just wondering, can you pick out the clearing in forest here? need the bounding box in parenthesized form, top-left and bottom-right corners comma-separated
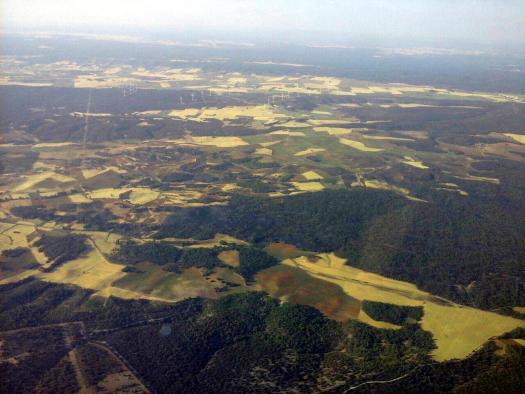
(339, 138, 384, 152)
(13, 172, 76, 192)
(291, 181, 325, 192)
(294, 148, 325, 156)
(254, 148, 272, 155)
(402, 156, 429, 169)
(256, 264, 361, 322)
(113, 262, 218, 301)
(313, 127, 352, 136)
(503, 133, 525, 144)
(39, 239, 125, 291)
(301, 171, 324, 181)
(264, 242, 313, 260)
(270, 130, 306, 137)
(81, 167, 126, 179)
(168, 105, 287, 122)
(218, 250, 240, 267)
(190, 136, 249, 148)
(284, 253, 524, 361)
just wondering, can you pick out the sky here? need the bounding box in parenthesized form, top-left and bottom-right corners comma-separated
(2, 0, 525, 47)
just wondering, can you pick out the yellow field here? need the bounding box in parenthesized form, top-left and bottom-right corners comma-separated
(167, 108, 201, 118)
(358, 309, 401, 330)
(31, 244, 50, 266)
(168, 105, 287, 122)
(134, 110, 161, 115)
(127, 188, 160, 204)
(39, 239, 125, 291)
(363, 135, 414, 142)
(39, 191, 60, 198)
(3, 192, 30, 200)
(291, 182, 325, 192)
(256, 76, 344, 95)
(74, 75, 138, 89)
(80, 231, 122, 255)
(71, 112, 113, 117)
(402, 156, 429, 169)
(436, 187, 469, 197)
(398, 103, 439, 108)
(0, 79, 53, 87)
(190, 136, 249, 147)
(362, 179, 410, 195)
(162, 190, 203, 206)
(116, 264, 219, 301)
(177, 233, 248, 249)
(0, 222, 36, 252)
(313, 127, 353, 136)
(130, 67, 201, 81)
(3, 224, 58, 268)
(103, 66, 122, 75)
(420, 303, 522, 360)
(87, 188, 130, 199)
(503, 133, 525, 144)
(13, 172, 76, 192)
(302, 171, 323, 181)
(227, 76, 247, 84)
(350, 87, 375, 94)
(32, 142, 77, 149)
(513, 306, 525, 315)
(309, 119, 359, 126)
(254, 148, 273, 155)
(218, 250, 240, 267)
(260, 140, 281, 147)
(269, 130, 306, 137)
(398, 130, 429, 139)
(96, 286, 176, 303)
(268, 192, 287, 197)
(68, 193, 92, 204)
(218, 184, 237, 193)
(264, 242, 312, 260)
(369, 86, 403, 95)
(438, 90, 522, 103)
(454, 175, 500, 184)
(85, 187, 158, 204)
(339, 138, 384, 152)
(283, 253, 524, 361)
(0, 268, 40, 285)
(32, 161, 59, 171)
(0, 223, 249, 303)
(280, 121, 311, 128)
(294, 148, 326, 156)
(82, 166, 126, 179)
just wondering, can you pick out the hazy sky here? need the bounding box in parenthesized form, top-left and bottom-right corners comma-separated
(2, 0, 525, 46)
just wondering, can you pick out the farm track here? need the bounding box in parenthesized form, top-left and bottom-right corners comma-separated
(62, 325, 90, 393)
(0, 321, 85, 335)
(1, 319, 153, 393)
(342, 340, 494, 392)
(0, 223, 18, 245)
(68, 347, 90, 393)
(82, 90, 92, 145)
(90, 340, 152, 394)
